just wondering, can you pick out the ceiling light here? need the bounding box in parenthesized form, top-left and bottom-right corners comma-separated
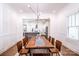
(27, 4, 31, 8)
(19, 10, 23, 13)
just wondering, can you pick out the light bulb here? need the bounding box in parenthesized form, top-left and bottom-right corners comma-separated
(27, 4, 31, 8)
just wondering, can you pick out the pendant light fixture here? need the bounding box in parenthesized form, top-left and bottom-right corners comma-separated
(27, 4, 40, 32)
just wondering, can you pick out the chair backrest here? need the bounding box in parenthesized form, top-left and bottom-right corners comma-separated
(56, 40, 62, 51)
(41, 35, 48, 39)
(48, 36, 51, 42)
(17, 41, 22, 52)
(23, 37, 28, 46)
(51, 38, 55, 45)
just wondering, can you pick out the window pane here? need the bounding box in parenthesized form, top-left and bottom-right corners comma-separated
(76, 12, 79, 26)
(72, 15, 76, 26)
(69, 27, 78, 40)
(69, 16, 72, 26)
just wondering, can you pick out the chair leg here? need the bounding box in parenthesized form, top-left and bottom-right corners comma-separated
(25, 53, 28, 56)
(58, 53, 60, 56)
(19, 53, 27, 56)
(52, 53, 53, 56)
(53, 53, 59, 56)
(51, 52, 60, 56)
(19, 53, 23, 56)
(56, 53, 60, 56)
(19, 54, 20, 56)
(56, 53, 57, 56)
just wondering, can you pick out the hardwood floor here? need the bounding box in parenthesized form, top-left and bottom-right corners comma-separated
(61, 46, 79, 56)
(0, 44, 17, 56)
(0, 44, 79, 56)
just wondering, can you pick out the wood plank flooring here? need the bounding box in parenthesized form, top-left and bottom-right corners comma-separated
(61, 46, 79, 56)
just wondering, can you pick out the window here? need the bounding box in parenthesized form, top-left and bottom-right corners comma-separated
(68, 12, 79, 40)
(68, 27, 78, 40)
(76, 13, 79, 26)
(69, 16, 72, 26)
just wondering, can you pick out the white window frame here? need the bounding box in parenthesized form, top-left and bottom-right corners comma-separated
(68, 12, 79, 40)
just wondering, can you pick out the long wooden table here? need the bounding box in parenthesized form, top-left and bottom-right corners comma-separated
(25, 36, 54, 49)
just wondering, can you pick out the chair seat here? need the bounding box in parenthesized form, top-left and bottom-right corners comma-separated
(50, 48, 59, 53)
(19, 48, 29, 54)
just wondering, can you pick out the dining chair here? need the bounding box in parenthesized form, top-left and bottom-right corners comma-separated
(48, 36, 51, 42)
(23, 36, 28, 47)
(50, 37, 55, 45)
(17, 41, 29, 56)
(49, 40, 62, 56)
(41, 35, 48, 39)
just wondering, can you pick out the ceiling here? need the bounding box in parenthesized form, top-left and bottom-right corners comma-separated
(7, 3, 68, 14)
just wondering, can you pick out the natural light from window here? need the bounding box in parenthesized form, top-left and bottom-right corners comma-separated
(68, 12, 79, 40)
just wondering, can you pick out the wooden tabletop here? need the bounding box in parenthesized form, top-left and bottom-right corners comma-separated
(25, 36, 54, 49)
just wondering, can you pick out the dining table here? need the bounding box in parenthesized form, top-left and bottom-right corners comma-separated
(25, 35, 54, 49)
(25, 35, 55, 56)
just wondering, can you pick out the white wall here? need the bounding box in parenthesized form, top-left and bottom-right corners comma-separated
(49, 13, 57, 37)
(0, 4, 3, 34)
(52, 3, 79, 54)
(0, 4, 23, 54)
